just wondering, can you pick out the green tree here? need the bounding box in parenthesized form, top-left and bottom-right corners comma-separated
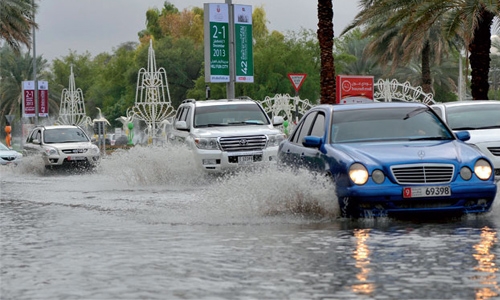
(407, 0, 499, 100)
(344, 0, 459, 95)
(0, 45, 58, 132)
(0, 0, 37, 54)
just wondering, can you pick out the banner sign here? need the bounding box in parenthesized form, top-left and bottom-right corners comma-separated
(204, 3, 230, 83)
(288, 73, 307, 93)
(336, 75, 374, 104)
(22, 81, 49, 117)
(234, 5, 253, 83)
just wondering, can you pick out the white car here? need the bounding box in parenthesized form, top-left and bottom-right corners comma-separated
(0, 142, 22, 165)
(432, 100, 500, 181)
(23, 125, 100, 169)
(168, 98, 285, 173)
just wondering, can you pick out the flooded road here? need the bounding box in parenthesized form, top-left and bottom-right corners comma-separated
(1, 145, 500, 299)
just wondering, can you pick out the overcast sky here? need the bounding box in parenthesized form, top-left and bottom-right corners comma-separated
(35, 0, 360, 62)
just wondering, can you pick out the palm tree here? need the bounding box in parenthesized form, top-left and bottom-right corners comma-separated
(343, 0, 458, 95)
(317, 0, 336, 104)
(0, 0, 38, 54)
(419, 0, 499, 100)
(0, 45, 57, 128)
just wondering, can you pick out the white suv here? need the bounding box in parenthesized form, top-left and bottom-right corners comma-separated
(168, 99, 285, 173)
(24, 125, 101, 169)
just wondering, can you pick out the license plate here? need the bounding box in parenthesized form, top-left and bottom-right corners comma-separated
(403, 186, 451, 198)
(67, 156, 85, 161)
(238, 155, 253, 164)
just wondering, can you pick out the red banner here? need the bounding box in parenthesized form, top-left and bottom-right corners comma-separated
(336, 75, 374, 104)
(22, 81, 49, 117)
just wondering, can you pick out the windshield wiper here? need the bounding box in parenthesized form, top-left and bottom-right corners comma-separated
(228, 120, 264, 125)
(403, 107, 428, 120)
(196, 123, 228, 127)
(408, 136, 451, 141)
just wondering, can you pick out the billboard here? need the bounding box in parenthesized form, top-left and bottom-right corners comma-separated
(204, 3, 230, 83)
(234, 4, 253, 83)
(336, 75, 374, 104)
(22, 81, 49, 117)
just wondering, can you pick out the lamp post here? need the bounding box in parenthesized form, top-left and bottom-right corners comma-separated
(32, 0, 38, 125)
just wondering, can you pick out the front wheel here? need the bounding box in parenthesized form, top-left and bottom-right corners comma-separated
(339, 197, 360, 218)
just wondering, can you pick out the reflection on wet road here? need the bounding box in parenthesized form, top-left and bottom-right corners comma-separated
(1, 145, 499, 299)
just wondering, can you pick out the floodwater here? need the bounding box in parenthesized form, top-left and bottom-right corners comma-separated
(1, 145, 500, 300)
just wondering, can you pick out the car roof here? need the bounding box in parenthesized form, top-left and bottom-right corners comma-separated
(183, 99, 258, 107)
(432, 100, 500, 107)
(314, 101, 428, 112)
(36, 125, 82, 130)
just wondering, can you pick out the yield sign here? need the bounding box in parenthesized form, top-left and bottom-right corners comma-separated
(287, 73, 307, 93)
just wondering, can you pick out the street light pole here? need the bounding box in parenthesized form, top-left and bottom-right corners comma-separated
(32, 0, 38, 125)
(225, 0, 235, 99)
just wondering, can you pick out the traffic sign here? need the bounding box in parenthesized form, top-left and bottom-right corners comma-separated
(287, 73, 307, 93)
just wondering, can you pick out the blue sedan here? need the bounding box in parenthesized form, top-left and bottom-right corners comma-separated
(278, 102, 497, 218)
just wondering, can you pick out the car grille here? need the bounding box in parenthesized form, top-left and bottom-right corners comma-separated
(219, 135, 267, 152)
(1, 155, 16, 162)
(62, 149, 88, 154)
(487, 146, 500, 156)
(391, 164, 454, 184)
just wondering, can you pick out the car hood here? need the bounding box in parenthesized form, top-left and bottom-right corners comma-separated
(463, 128, 500, 144)
(192, 125, 280, 137)
(45, 142, 95, 148)
(331, 140, 481, 166)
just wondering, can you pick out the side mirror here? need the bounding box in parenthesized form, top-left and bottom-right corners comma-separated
(455, 130, 470, 142)
(273, 116, 284, 126)
(302, 136, 323, 148)
(33, 138, 41, 144)
(175, 120, 189, 131)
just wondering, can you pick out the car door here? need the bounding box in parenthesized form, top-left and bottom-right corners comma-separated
(280, 110, 326, 172)
(23, 128, 42, 156)
(169, 106, 191, 143)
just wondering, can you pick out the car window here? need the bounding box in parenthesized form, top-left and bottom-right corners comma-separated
(293, 111, 317, 144)
(43, 128, 89, 143)
(27, 129, 41, 143)
(194, 103, 269, 127)
(445, 104, 500, 130)
(332, 107, 453, 143)
(310, 112, 325, 138)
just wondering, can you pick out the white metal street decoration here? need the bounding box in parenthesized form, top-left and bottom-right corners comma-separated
(56, 65, 91, 127)
(128, 40, 175, 144)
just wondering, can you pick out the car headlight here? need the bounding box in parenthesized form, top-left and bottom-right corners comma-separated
(474, 159, 492, 180)
(460, 167, 472, 181)
(90, 145, 100, 155)
(349, 163, 369, 185)
(267, 133, 286, 147)
(43, 147, 58, 156)
(372, 169, 385, 184)
(194, 137, 219, 150)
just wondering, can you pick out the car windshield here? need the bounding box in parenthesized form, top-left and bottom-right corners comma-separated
(43, 128, 90, 143)
(445, 104, 500, 130)
(194, 103, 269, 127)
(331, 106, 454, 143)
(0, 143, 9, 150)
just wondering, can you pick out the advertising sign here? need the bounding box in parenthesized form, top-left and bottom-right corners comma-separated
(204, 3, 230, 83)
(234, 5, 253, 83)
(22, 81, 49, 117)
(336, 75, 374, 104)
